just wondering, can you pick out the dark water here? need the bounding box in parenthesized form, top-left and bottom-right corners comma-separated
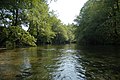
(0, 44, 120, 80)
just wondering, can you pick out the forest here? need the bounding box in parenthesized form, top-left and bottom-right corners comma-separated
(0, 0, 75, 49)
(75, 0, 120, 45)
(0, 0, 120, 49)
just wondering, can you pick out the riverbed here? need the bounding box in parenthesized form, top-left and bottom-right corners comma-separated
(0, 44, 120, 80)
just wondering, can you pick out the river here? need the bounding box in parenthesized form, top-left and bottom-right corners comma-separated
(0, 44, 120, 80)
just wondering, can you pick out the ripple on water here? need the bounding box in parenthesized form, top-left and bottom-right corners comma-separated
(51, 49, 86, 80)
(1, 45, 120, 80)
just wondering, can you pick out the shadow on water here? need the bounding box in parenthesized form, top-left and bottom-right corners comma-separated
(76, 45, 120, 80)
(0, 44, 120, 80)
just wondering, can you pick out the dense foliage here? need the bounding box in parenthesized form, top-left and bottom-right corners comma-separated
(0, 26, 36, 48)
(0, 0, 75, 48)
(75, 0, 120, 45)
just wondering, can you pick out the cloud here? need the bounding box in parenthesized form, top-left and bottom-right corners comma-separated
(49, 0, 88, 24)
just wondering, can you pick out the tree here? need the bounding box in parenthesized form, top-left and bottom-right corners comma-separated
(27, 0, 56, 44)
(0, 0, 75, 48)
(6, 26, 36, 47)
(0, 0, 31, 27)
(75, 0, 120, 45)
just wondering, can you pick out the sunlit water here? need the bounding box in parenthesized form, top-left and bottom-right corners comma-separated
(0, 44, 120, 80)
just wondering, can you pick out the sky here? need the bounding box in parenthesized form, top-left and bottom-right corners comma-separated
(23, 0, 88, 30)
(49, 0, 88, 24)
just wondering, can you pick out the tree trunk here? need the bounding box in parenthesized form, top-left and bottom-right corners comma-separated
(112, 1, 119, 37)
(14, 9, 18, 26)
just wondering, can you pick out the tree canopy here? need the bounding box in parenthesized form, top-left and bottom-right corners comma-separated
(0, 0, 75, 48)
(75, 0, 120, 45)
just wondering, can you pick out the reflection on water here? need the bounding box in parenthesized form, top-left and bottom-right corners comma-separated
(0, 44, 120, 80)
(52, 49, 85, 80)
(77, 45, 120, 80)
(16, 50, 32, 79)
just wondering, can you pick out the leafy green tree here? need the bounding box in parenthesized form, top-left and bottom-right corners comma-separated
(52, 24, 68, 44)
(7, 26, 36, 47)
(0, 0, 31, 27)
(0, 26, 7, 47)
(0, 0, 76, 48)
(67, 24, 76, 43)
(48, 13, 75, 44)
(27, 0, 56, 44)
(75, 0, 120, 45)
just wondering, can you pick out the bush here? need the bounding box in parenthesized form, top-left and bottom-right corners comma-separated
(7, 26, 36, 47)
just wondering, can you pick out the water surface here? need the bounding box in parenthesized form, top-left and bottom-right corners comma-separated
(0, 44, 120, 80)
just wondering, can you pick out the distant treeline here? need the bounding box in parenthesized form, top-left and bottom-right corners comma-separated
(0, 0, 75, 48)
(74, 0, 120, 45)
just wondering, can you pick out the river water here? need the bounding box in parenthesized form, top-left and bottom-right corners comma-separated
(0, 44, 120, 80)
